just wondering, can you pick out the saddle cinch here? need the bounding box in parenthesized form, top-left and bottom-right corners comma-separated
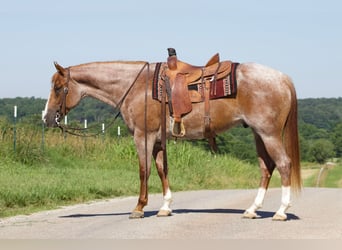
(162, 48, 238, 148)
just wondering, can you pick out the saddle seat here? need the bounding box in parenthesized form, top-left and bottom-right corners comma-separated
(167, 53, 233, 86)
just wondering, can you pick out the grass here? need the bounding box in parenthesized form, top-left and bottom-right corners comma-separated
(1, 124, 340, 218)
(300, 162, 342, 187)
(0, 128, 262, 218)
(166, 141, 262, 190)
(325, 164, 342, 187)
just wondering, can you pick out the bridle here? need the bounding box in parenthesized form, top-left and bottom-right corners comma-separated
(55, 67, 70, 126)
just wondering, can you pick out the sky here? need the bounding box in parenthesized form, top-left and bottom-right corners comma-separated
(0, 0, 341, 99)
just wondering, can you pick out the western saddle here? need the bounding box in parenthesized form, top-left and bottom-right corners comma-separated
(161, 48, 236, 151)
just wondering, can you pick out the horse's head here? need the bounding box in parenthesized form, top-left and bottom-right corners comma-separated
(43, 62, 81, 127)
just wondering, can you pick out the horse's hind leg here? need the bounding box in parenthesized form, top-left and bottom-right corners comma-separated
(153, 142, 172, 217)
(251, 133, 292, 221)
(243, 132, 276, 219)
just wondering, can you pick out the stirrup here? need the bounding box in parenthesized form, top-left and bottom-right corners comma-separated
(170, 117, 186, 137)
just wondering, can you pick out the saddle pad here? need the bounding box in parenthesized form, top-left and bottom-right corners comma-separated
(152, 62, 239, 102)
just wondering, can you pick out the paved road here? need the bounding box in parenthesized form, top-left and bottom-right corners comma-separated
(0, 188, 341, 239)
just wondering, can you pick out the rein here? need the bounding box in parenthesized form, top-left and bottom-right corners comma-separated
(58, 62, 150, 137)
(58, 112, 121, 137)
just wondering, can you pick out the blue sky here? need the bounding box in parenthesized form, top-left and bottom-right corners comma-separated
(0, 0, 341, 99)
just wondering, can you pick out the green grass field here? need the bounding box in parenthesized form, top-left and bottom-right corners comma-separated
(0, 130, 263, 218)
(302, 162, 342, 188)
(0, 127, 341, 218)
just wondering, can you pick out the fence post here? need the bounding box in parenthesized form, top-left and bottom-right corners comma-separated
(64, 115, 67, 140)
(102, 123, 105, 142)
(83, 119, 87, 144)
(41, 110, 45, 151)
(13, 105, 17, 153)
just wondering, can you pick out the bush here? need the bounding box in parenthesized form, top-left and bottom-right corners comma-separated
(309, 139, 335, 164)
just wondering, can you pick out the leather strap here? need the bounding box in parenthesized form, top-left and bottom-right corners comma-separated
(161, 76, 168, 173)
(204, 79, 211, 132)
(203, 79, 218, 152)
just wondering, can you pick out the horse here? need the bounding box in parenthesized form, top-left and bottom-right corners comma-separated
(43, 54, 301, 221)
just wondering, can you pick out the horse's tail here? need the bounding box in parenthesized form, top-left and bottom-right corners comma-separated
(284, 78, 302, 193)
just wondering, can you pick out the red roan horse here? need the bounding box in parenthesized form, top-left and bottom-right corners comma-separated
(44, 51, 301, 221)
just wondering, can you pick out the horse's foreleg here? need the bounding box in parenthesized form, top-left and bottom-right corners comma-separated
(153, 143, 173, 217)
(129, 133, 153, 219)
(129, 159, 151, 219)
(243, 132, 276, 219)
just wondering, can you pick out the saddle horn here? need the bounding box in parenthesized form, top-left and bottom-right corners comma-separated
(167, 48, 177, 70)
(167, 48, 177, 57)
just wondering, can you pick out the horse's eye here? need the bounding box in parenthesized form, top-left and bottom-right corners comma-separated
(54, 86, 62, 94)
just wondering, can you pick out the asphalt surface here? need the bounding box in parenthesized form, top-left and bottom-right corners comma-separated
(0, 188, 341, 239)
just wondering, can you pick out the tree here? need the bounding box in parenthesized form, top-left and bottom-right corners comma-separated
(309, 139, 335, 164)
(331, 123, 342, 157)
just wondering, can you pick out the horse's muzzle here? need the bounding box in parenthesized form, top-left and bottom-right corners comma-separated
(44, 110, 60, 127)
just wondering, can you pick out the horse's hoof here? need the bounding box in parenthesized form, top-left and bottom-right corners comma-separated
(242, 211, 258, 219)
(157, 209, 172, 217)
(129, 210, 144, 219)
(272, 213, 287, 221)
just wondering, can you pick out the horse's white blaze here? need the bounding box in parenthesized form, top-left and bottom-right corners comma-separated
(160, 188, 172, 212)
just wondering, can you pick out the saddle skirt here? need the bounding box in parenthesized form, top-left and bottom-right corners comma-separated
(152, 61, 239, 103)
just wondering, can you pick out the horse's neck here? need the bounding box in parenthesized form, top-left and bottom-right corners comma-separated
(70, 61, 147, 107)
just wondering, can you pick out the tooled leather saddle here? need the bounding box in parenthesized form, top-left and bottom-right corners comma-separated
(152, 48, 239, 150)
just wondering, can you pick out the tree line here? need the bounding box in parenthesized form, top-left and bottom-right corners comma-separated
(1, 97, 341, 164)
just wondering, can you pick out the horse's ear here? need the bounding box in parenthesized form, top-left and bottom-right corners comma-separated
(54, 61, 66, 76)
